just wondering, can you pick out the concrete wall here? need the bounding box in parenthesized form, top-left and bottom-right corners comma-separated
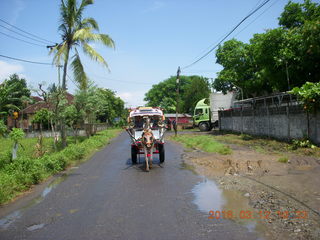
(219, 106, 320, 145)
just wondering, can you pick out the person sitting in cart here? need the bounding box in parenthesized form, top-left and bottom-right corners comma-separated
(134, 116, 144, 128)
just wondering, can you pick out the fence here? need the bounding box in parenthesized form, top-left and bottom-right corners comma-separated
(218, 94, 320, 145)
(24, 123, 108, 138)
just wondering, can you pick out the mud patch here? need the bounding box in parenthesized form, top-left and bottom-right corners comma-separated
(181, 144, 320, 240)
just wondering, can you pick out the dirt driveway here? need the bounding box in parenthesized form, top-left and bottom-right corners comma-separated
(173, 131, 320, 240)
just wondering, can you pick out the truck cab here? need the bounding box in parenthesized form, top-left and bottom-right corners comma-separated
(193, 98, 212, 131)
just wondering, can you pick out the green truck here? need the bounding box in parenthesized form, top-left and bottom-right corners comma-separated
(193, 92, 235, 131)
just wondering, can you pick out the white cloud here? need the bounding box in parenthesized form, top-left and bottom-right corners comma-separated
(0, 60, 24, 81)
(117, 91, 146, 108)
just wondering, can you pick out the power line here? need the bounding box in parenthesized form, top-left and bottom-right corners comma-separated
(233, 0, 281, 38)
(0, 54, 52, 65)
(182, 0, 271, 70)
(0, 18, 56, 44)
(189, 0, 267, 64)
(0, 31, 47, 47)
(0, 24, 50, 45)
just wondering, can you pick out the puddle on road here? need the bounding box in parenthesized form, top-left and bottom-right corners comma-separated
(192, 179, 224, 212)
(192, 179, 268, 238)
(27, 223, 45, 231)
(0, 174, 68, 230)
(182, 162, 268, 239)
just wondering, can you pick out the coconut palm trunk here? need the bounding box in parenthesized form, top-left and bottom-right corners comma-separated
(50, 0, 114, 149)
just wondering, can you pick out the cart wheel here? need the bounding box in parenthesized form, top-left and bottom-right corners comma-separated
(159, 144, 165, 163)
(131, 146, 137, 164)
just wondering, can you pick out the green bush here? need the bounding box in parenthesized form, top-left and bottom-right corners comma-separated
(291, 139, 316, 150)
(0, 151, 12, 169)
(0, 129, 121, 205)
(278, 156, 289, 163)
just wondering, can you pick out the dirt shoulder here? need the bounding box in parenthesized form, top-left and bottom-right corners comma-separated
(172, 131, 320, 240)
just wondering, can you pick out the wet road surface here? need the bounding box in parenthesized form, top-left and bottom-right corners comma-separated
(0, 132, 264, 240)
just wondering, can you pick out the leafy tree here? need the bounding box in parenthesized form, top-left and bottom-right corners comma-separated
(182, 76, 210, 114)
(9, 128, 25, 160)
(279, 0, 320, 29)
(0, 120, 7, 137)
(32, 109, 53, 132)
(214, 0, 320, 98)
(95, 88, 126, 125)
(0, 74, 30, 118)
(291, 82, 320, 113)
(144, 75, 210, 113)
(63, 105, 84, 142)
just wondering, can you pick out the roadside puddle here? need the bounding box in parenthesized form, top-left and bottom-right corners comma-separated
(182, 162, 268, 239)
(0, 174, 68, 230)
(192, 179, 268, 239)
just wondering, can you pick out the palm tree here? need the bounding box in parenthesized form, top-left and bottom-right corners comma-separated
(50, 0, 114, 147)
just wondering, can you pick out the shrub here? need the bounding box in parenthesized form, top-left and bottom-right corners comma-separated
(278, 156, 289, 163)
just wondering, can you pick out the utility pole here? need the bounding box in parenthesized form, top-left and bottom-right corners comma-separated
(175, 66, 181, 137)
(285, 61, 290, 91)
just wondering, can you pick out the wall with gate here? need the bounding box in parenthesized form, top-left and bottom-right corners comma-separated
(219, 105, 320, 145)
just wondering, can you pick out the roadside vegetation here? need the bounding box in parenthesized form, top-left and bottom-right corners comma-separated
(170, 134, 232, 155)
(0, 129, 120, 205)
(212, 132, 320, 157)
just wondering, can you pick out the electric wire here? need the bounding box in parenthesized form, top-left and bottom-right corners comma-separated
(233, 0, 282, 38)
(182, 0, 271, 70)
(0, 24, 50, 45)
(0, 18, 56, 44)
(189, 0, 267, 64)
(0, 54, 53, 65)
(0, 31, 47, 47)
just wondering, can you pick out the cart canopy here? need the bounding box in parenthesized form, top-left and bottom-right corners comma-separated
(129, 107, 163, 118)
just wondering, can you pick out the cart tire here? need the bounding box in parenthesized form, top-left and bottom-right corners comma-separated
(159, 144, 165, 163)
(131, 146, 137, 164)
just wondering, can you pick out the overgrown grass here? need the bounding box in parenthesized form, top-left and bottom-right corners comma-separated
(278, 156, 289, 163)
(212, 132, 320, 157)
(0, 129, 121, 205)
(170, 134, 232, 155)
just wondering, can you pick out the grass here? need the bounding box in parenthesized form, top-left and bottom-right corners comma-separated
(170, 134, 232, 155)
(278, 156, 289, 163)
(211, 132, 320, 157)
(0, 136, 87, 159)
(0, 129, 121, 205)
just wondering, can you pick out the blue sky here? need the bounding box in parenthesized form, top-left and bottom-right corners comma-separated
(0, 0, 305, 107)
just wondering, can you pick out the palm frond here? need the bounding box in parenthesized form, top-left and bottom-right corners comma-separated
(71, 50, 88, 90)
(73, 28, 115, 48)
(81, 17, 99, 30)
(82, 43, 109, 69)
(50, 42, 68, 66)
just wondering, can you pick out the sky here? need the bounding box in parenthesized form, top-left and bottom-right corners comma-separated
(0, 0, 306, 107)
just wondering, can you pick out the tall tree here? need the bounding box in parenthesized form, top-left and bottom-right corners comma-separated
(50, 0, 115, 147)
(144, 75, 210, 114)
(0, 74, 30, 118)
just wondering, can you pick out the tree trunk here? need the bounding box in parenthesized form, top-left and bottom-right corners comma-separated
(61, 45, 70, 148)
(12, 142, 18, 160)
(50, 119, 57, 151)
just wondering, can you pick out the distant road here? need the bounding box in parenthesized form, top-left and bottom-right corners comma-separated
(0, 132, 260, 240)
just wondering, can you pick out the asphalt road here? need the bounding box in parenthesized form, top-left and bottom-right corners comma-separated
(0, 132, 262, 240)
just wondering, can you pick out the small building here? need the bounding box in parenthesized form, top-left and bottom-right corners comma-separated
(7, 93, 74, 131)
(164, 113, 193, 129)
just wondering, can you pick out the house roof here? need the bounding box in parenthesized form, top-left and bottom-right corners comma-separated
(21, 92, 74, 114)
